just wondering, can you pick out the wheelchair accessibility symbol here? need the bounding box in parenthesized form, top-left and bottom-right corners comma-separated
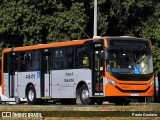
(134, 67, 141, 74)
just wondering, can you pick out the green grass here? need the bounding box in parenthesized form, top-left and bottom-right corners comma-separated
(0, 103, 159, 120)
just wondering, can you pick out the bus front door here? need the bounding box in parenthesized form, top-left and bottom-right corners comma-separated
(41, 53, 51, 98)
(92, 50, 104, 96)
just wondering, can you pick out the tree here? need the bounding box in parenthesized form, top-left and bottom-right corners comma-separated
(47, 1, 89, 42)
(96, 0, 160, 73)
(0, 0, 89, 60)
(0, 0, 160, 75)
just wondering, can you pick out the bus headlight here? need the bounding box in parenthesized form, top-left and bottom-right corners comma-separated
(107, 79, 116, 87)
(150, 80, 154, 87)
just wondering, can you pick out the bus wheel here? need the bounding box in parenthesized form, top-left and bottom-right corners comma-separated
(80, 84, 95, 105)
(27, 85, 37, 105)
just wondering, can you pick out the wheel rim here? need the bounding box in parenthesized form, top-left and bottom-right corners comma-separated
(28, 89, 34, 101)
(81, 89, 89, 102)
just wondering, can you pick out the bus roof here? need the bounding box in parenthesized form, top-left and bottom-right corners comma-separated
(106, 36, 147, 40)
(2, 36, 149, 53)
(2, 37, 106, 53)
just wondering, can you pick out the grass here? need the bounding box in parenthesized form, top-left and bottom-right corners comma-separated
(0, 103, 159, 120)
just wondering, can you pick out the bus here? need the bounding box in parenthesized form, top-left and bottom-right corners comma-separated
(1, 36, 154, 105)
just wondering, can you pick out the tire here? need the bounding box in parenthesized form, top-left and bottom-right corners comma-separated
(76, 95, 81, 105)
(15, 98, 21, 104)
(26, 85, 37, 105)
(80, 84, 95, 105)
(154, 76, 159, 102)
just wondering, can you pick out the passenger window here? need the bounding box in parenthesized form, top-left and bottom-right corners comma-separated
(65, 47, 74, 68)
(75, 45, 90, 68)
(54, 48, 65, 69)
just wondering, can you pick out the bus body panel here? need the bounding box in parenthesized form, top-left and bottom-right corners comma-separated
(51, 69, 92, 98)
(4, 73, 18, 98)
(104, 73, 154, 97)
(10, 73, 18, 97)
(44, 73, 51, 97)
(1, 37, 154, 104)
(4, 73, 9, 97)
(105, 83, 154, 96)
(17, 71, 41, 98)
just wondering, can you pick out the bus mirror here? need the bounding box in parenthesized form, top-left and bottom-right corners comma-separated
(104, 52, 108, 61)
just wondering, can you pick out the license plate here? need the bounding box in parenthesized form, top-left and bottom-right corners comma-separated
(131, 92, 139, 96)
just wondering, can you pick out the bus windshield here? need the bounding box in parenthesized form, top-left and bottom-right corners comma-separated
(107, 48, 153, 74)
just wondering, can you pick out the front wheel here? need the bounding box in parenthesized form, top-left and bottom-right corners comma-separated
(26, 85, 37, 105)
(80, 84, 95, 105)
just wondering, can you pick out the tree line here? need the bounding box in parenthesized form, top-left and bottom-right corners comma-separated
(0, 0, 160, 73)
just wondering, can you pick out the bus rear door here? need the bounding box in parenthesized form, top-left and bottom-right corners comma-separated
(40, 51, 51, 98)
(9, 52, 19, 98)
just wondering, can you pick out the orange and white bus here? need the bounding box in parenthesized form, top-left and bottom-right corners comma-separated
(1, 36, 154, 105)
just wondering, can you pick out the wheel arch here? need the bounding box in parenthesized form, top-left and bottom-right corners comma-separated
(76, 81, 89, 96)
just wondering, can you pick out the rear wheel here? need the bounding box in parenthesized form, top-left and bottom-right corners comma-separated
(26, 85, 37, 105)
(80, 84, 95, 105)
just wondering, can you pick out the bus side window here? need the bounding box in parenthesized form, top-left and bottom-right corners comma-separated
(26, 52, 32, 71)
(75, 46, 82, 68)
(32, 51, 40, 71)
(54, 48, 65, 69)
(4, 53, 9, 73)
(19, 52, 32, 72)
(75, 45, 90, 68)
(83, 54, 89, 67)
(14, 53, 19, 72)
(65, 47, 74, 68)
(9, 53, 19, 73)
(20, 53, 27, 71)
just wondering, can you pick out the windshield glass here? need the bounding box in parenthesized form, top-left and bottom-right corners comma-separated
(107, 49, 153, 74)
